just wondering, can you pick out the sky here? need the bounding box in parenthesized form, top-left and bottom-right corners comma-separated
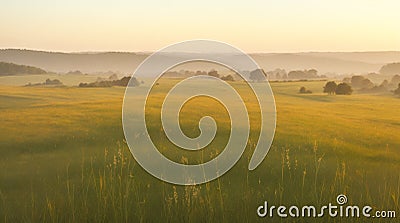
(1, 0, 399, 53)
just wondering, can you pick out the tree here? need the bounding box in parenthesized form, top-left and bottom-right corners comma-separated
(195, 70, 207, 76)
(249, 69, 267, 82)
(208, 70, 220, 78)
(380, 80, 389, 88)
(391, 75, 400, 87)
(221, 75, 234, 81)
(45, 78, 62, 85)
(350, 75, 374, 89)
(323, 81, 337, 95)
(299, 86, 312, 94)
(336, 83, 353, 95)
(361, 78, 374, 89)
(306, 69, 318, 77)
(395, 83, 400, 95)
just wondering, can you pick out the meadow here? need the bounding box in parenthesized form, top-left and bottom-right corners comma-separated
(0, 79, 399, 222)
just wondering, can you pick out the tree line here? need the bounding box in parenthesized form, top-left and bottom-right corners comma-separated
(78, 76, 139, 87)
(314, 74, 400, 96)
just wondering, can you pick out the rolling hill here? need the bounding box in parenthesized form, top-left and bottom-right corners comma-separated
(1, 49, 400, 75)
(0, 61, 47, 76)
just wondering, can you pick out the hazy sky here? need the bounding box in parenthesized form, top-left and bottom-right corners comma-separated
(1, 0, 399, 52)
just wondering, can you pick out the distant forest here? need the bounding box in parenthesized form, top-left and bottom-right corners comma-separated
(0, 62, 47, 75)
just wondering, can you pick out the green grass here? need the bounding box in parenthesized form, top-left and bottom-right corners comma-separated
(0, 80, 399, 222)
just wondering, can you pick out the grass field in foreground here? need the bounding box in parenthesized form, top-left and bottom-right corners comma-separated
(0, 80, 399, 222)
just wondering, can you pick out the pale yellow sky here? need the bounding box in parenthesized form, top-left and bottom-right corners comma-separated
(1, 0, 399, 52)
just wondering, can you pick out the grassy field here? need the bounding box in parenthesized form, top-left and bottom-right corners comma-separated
(0, 80, 399, 222)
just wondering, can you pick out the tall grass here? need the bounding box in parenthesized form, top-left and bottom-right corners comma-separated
(1, 140, 397, 222)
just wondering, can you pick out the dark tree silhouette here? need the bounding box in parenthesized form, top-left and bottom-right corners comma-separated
(323, 81, 337, 95)
(45, 79, 62, 85)
(299, 86, 312, 94)
(79, 76, 139, 88)
(394, 83, 400, 95)
(208, 70, 220, 78)
(336, 83, 353, 95)
(221, 75, 234, 81)
(249, 69, 267, 82)
(26, 78, 63, 86)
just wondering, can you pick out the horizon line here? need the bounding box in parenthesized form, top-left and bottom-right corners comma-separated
(1, 48, 400, 55)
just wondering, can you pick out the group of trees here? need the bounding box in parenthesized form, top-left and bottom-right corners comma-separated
(66, 70, 84, 75)
(220, 74, 234, 81)
(0, 62, 47, 76)
(288, 69, 320, 79)
(25, 78, 63, 87)
(323, 81, 353, 95)
(266, 68, 287, 79)
(265, 68, 328, 80)
(391, 75, 400, 88)
(164, 69, 236, 81)
(341, 74, 400, 94)
(379, 63, 400, 96)
(346, 76, 374, 89)
(161, 67, 330, 82)
(204, 70, 236, 81)
(79, 76, 138, 87)
(207, 70, 220, 78)
(201, 70, 237, 81)
(96, 73, 119, 82)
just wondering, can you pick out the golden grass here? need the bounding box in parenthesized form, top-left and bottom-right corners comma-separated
(0, 81, 399, 222)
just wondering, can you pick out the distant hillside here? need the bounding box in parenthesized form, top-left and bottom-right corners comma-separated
(379, 63, 400, 75)
(0, 61, 47, 76)
(1, 49, 400, 75)
(299, 51, 400, 64)
(250, 53, 382, 74)
(0, 49, 147, 74)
